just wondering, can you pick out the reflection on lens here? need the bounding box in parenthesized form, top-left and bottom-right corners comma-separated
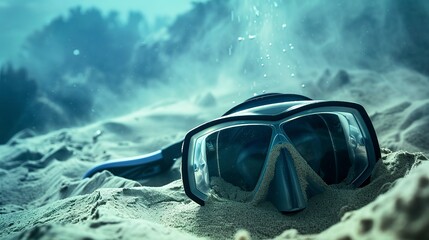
(282, 112, 368, 185)
(207, 125, 272, 191)
(193, 125, 272, 196)
(193, 137, 210, 195)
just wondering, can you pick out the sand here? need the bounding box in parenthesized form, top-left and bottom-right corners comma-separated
(1, 68, 429, 240)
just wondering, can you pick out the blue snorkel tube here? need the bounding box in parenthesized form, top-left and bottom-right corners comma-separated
(83, 140, 183, 180)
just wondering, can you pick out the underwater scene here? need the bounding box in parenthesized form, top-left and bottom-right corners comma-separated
(1, 0, 429, 239)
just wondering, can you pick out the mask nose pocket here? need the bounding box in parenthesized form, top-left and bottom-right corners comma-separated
(266, 145, 307, 212)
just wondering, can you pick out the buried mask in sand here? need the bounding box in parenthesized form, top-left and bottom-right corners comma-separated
(181, 93, 381, 212)
(84, 93, 381, 213)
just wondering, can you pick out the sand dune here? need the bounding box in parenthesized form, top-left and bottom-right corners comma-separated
(1, 69, 428, 239)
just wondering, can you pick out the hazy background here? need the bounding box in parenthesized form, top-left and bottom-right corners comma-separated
(0, 0, 197, 63)
(1, 0, 428, 144)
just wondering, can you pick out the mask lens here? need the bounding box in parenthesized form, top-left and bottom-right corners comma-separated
(282, 112, 369, 185)
(190, 125, 273, 197)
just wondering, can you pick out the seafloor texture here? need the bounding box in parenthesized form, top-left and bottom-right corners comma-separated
(1, 69, 429, 240)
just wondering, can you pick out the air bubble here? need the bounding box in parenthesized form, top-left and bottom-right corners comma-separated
(248, 34, 256, 40)
(73, 49, 80, 56)
(237, 37, 245, 41)
(253, 6, 260, 16)
(282, 23, 287, 29)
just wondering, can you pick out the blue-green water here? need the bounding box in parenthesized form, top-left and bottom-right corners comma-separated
(0, 0, 428, 143)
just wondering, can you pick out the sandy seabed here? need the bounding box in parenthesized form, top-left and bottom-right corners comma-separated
(1, 68, 429, 240)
